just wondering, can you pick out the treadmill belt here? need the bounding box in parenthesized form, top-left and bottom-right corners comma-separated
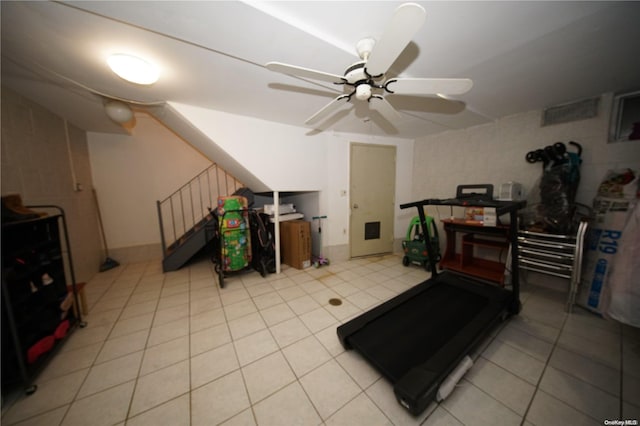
(347, 283, 488, 381)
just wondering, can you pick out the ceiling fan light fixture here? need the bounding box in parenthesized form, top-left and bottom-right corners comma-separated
(104, 100, 134, 123)
(355, 84, 372, 101)
(107, 53, 159, 85)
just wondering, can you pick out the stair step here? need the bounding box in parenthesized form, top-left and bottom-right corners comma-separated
(166, 215, 217, 252)
(161, 213, 219, 272)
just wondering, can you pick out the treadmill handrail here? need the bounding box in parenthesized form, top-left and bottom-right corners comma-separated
(399, 196, 525, 315)
(399, 198, 526, 216)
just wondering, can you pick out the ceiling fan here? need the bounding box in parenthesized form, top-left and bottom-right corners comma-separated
(265, 3, 473, 127)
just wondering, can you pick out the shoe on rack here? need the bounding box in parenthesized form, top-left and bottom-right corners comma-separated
(59, 292, 74, 319)
(1, 194, 46, 222)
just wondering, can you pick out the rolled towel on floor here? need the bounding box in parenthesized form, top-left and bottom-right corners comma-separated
(436, 355, 474, 401)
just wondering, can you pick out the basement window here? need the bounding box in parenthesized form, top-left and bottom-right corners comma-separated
(610, 90, 640, 143)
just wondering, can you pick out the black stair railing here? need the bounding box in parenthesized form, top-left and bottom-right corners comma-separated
(157, 163, 243, 257)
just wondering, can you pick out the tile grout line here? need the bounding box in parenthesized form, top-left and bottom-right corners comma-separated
(249, 272, 326, 424)
(515, 298, 622, 425)
(517, 285, 570, 426)
(123, 263, 162, 423)
(116, 264, 193, 422)
(294, 263, 381, 424)
(56, 264, 139, 425)
(238, 259, 373, 423)
(233, 269, 262, 425)
(436, 314, 526, 426)
(187, 263, 194, 426)
(333, 358, 398, 425)
(64, 267, 133, 423)
(522, 298, 625, 402)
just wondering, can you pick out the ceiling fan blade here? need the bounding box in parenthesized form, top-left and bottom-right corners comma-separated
(385, 78, 473, 96)
(364, 3, 426, 77)
(268, 83, 339, 99)
(386, 94, 466, 114)
(266, 62, 346, 84)
(369, 95, 402, 123)
(305, 95, 351, 125)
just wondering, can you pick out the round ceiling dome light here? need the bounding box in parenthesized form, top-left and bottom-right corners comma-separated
(107, 53, 159, 85)
(104, 100, 133, 124)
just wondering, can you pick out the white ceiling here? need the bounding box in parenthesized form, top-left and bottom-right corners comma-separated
(2, 1, 640, 138)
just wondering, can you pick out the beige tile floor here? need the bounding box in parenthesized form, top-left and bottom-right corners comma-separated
(2, 253, 639, 426)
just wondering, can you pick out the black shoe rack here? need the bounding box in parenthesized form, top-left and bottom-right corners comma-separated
(1, 206, 86, 396)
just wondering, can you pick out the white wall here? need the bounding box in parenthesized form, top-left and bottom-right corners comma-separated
(412, 93, 640, 207)
(87, 113, 211, 254)
(167, 103, 325, 192)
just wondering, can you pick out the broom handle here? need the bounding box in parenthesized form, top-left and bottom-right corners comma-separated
(92, 189, 110, 257)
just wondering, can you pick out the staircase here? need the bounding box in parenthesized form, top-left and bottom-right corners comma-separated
(157, 163, 243, 272)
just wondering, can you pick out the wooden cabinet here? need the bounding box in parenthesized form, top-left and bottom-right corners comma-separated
(440, 219, 511, 285)
(1, 210, 84, 394)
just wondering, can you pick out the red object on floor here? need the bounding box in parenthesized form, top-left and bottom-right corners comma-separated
(54, 319, 70, 340)
(27, 335, 55, 364)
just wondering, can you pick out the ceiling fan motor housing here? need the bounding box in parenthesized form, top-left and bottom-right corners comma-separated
(344, 61, 382, 100)
(344, 61, 368, 84)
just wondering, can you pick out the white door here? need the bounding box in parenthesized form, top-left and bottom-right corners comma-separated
(350, 143, 396, 257)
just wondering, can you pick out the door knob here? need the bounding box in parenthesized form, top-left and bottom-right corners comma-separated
(353, 203, 359, 209)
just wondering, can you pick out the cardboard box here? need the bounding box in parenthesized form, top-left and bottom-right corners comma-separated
(462, 207, 497, 226)
(280, 220, 311, 269)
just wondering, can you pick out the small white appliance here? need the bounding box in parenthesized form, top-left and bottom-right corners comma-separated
(499, 182, 523, 201)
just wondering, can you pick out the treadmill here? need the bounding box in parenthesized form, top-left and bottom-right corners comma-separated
(337, 186, 525, 415)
